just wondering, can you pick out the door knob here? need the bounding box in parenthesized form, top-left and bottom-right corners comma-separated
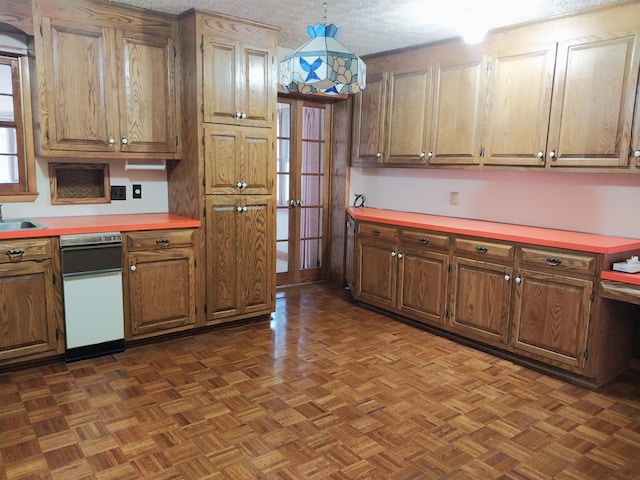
(130, 265, 137, 271)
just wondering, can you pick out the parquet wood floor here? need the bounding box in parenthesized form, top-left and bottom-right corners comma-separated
(2, 286, 640, 479)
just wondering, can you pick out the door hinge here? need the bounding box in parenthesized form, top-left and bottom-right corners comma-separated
(201, 104, 205, 114)
(203, 206, 207, 217)
(584, 349, 589, 360)
(55, 328, 60, 340)
(204, 304, 207, 314)
(194, 258, 197, 268)
(202, 176, 206, 187)
(480, 146, 485, 157)
(444, 309, 450, 319)
(200, 42, 204, 53)
(447, 263, 452, 273)
(590, 291, 595, 302)
(175, 136, 179, 146)
(173, 46, 177, 58)
(45, 129, 49, 141)
(39, 24, 43, 36)
(195, 305, 198, 314)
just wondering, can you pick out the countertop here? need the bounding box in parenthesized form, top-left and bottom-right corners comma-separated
(347, 207, 640, 255)
(600, 270, 640, 286)
(0, 213, 201, 240)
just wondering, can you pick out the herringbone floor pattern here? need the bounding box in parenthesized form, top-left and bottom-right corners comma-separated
(1, 286, 640, 479)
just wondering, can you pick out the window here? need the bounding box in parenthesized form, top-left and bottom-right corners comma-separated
(0, 31, 37, 202)
(0, 56, 26, 192)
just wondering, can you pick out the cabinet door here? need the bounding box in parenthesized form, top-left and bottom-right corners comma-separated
(449, 257, 512, 345)
(397, 248, 448, 325)
(547, 33, 640, 167)
(356, 238, 396, 309)
(512, 269, 592, 369)
(429, 58, 486, 165)
(386, 69, 432, 164)
(483, 44, 556, 166)
(352, 72, 387, 165)
(239, 195, 275, 316)
(118, 31, 177, 154)
(239, 44, 273, 128)
(0, 260, 62, 362)
(204, 125, 273, 195)
(127, 249, 196, 338)
(203, 36, 239, 125)
(206, 195, 239, 322)
(40, 18, 117, 152)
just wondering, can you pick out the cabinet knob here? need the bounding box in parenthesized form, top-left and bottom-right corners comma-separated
(237, 206, 243, 212)
(108, 136, 115, 145)
(391, 251, 396, 257)
(236, 181, 243, 188)
(235, 111, 243, 119)
(242, 206, 248, 212)
(130, 265, 137, 271)
(419, 152, 426, 159)
(549, 150, 556, 159)
(515, 275, 522, 284)
(376, 152, 382, 158)
(397, 253, 404, 259)
(241, 182, 247, 189)
(537, 151, 544, 158)
(634, 150, 640, 158)
(241, 112, 247, 119)
(121, 136, 128, 145)
(428, 151, 434, 158)
(504, 274, 510, 281)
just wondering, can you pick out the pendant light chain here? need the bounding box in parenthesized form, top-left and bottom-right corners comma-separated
(323, 2, 328, 25)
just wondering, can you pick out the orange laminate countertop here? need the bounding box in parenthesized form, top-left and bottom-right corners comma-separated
(601, 270, 640, 286)
(0, 213, 201, 240)
(347, 207, 640, 255)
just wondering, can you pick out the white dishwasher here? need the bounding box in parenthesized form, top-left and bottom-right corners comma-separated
(60, 232, 125, 361)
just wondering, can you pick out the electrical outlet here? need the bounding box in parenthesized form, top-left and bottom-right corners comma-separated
(110, 185, 126, 200)
(450, 191, 459, 206)
(132, 184, 142, 199)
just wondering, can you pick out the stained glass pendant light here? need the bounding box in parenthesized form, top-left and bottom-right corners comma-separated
(279, 2, 366, 95)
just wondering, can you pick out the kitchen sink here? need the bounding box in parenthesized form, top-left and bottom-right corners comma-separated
(0, 219, 46, 231)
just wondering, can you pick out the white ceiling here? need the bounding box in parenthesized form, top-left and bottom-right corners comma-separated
(108, 0, 628, 56)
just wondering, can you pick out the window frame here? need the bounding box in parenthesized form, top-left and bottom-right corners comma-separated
(0, 46, 37, 202)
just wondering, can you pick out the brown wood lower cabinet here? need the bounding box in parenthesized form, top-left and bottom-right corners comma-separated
(350, 214, 639, 387)
(123, 229, 196, 340)
(205, 195, 275, 324)
(0, 238, 63, 365)
(355, 222, 450, 326)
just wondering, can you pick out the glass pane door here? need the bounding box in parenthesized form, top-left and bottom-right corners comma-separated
(276, 99, 330, 286)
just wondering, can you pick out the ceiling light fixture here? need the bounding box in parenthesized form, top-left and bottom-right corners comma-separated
(279, 2, 366, 95)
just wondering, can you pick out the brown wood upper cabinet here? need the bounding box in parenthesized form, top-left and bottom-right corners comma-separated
(202, 16, 277, 128)
(354, 2, 640, 171)
(484, 33, 639, 168)
(33, 0, 180, 159)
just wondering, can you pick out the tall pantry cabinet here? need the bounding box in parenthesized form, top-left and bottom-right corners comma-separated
(169, 11, 278, 325)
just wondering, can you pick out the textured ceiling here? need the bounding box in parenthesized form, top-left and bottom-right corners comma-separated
(108, 0, 628, 56)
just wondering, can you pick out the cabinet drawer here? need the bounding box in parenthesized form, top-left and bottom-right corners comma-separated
(454, 237, 514, 261)
(518, 247, 596, 276)
(0, 238, 53, 263)
(599, 280, 640, 305)
(401, 229, 450, 251)
(126, 229, 195, 251)
(358, 222, 398, 242)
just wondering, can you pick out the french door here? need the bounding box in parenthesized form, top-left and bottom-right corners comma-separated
(276, 99, 331, 286)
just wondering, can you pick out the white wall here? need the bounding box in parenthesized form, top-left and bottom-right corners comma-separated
(350, 167, 640, 239)
(3, 157, 169, 219)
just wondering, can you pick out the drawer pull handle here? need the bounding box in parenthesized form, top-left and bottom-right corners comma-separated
(5, 250, 25, 258)
(418, 237, 429, 245)
(546, 257, 562, 266)
(155, 239, 171, 245)
(475, 246, 488, 254)
(372, 229, 380, 236)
